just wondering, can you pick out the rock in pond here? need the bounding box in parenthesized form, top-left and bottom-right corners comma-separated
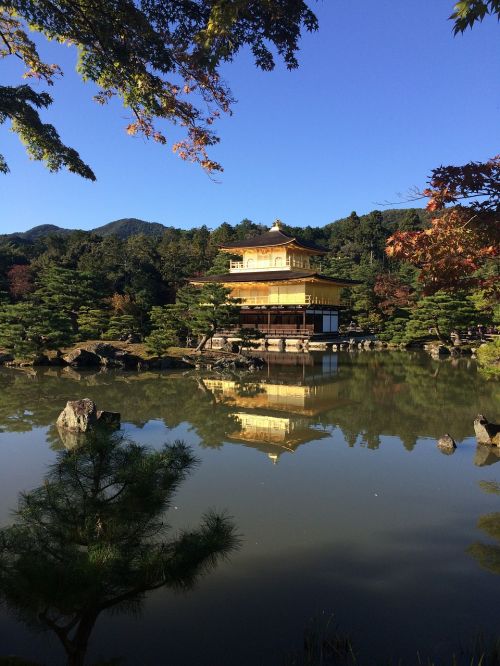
(474, 414, 500, 447)
(56, 398, 120, 433)
(437, 434, 457, 454)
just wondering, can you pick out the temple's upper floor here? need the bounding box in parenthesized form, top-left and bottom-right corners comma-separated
(220, 220, 328, 273)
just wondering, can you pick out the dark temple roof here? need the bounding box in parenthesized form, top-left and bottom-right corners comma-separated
(220, 229, 328, 254)
(190, 271, 360, 285)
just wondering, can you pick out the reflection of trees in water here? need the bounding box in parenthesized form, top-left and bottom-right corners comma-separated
(318, 353, 499, 451)
(469, 481, 500, 576)
(0, 368, 240, 449)
(0, 432, 239, 666)
(0, 353, 498, 454)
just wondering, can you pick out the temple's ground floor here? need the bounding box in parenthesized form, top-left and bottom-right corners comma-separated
(219, 305, 342, 338)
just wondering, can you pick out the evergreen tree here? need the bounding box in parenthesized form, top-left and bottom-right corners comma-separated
(321, 255, 356, 280)
(0, 433, 239, 666)
(0, 301, 72, 358)
(405, 292, 481, 343)
(77, 308, 110, 341)
(210, 222, 236, 246)
(145, 306, 181, 356)
(207, 251, 240, 275)
(398, 209, 423, 231)
(104, 315, 141, 341)
(175, 284, 240, 351)
(378, 310, 411, 344)
(476, 338, 500, 379)
(35, 267, 101, 334)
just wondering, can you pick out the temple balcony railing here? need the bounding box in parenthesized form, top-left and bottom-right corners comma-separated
(233, 294, 341, 306)
(229, 258, 311, 272)
(217, 324, 316, 335)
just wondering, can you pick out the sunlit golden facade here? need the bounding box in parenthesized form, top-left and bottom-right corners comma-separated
(190, 220, 358, 337)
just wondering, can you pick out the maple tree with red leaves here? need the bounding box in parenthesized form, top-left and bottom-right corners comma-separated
(423, 155, 500, 213)
(373, 274, 415, 315)
(7, 264, 34, 300)
(386, 156, 500, 295)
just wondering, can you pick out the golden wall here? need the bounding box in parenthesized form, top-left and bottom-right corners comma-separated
(228, 281, 341, 306)
(230, 247, 312, 271)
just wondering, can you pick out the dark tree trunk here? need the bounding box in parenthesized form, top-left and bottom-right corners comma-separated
(65, 611, 99, 666)
(196, 333, 211, 352)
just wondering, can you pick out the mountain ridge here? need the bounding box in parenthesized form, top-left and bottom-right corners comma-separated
(1, 209, 429, 243)
(0, 218, 166, 242)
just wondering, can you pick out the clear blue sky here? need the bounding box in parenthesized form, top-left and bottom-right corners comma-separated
(1, 0, 498, 235)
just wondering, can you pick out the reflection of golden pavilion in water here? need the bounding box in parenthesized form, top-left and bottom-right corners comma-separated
(203, 364, 342, 462)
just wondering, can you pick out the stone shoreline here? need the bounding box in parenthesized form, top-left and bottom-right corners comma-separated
(211, 334, 479, 357)
(0, 336, 484, 370)
(0, 342, 264, 371)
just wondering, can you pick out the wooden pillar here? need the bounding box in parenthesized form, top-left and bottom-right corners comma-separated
(267, 309, 271, 332)
(302, 307, 306, 332)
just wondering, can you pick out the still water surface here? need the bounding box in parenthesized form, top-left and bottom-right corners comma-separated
(0, 351, 499, 665)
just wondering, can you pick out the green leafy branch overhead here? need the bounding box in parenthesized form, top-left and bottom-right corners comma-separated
(451, 0, 500, 34)
(0, 0, 318, 178)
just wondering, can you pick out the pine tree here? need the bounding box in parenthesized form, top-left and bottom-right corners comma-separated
(0, 301, 72, 358)
(405, 292, 481, 343)
(103, 315, 141, 341)
(145, 306, 180, 356)
(35, 267, 101, 334)
(0, 433, 239, 666)
(398, 209, 423, 231)
(77, 308, 110, 340)
(207, 251, 238, 275)
(378, 310, 411, 344)
(187, 284, 241, 351)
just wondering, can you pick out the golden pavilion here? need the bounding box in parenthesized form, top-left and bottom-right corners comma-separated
(190, 220, 358, 338)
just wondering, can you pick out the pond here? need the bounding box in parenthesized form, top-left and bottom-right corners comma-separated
(0, 351, 499, 665)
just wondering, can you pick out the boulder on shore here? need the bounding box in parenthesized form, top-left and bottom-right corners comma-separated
(85, 343, 136, 368)
(62, 344, 142, 369)
(474, 414, 500, 447)
(63, 348, 101, 368)
(437, 434, 457, 454)
(56, 398, 120, 433)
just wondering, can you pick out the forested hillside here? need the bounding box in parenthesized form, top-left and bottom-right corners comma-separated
(0, 207, 497, 359)
(0, 218, 172, 243)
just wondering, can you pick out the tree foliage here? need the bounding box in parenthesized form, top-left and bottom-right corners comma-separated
(373, 274, 414, 315)
(175, 283, 240, 351)
(0, 300, 72, 357)
(77, 307, 110, 340)
(0, 432, 239, 666)
(450, 0, 500, 34)
(7, 263, 33, 299)
(0, 208, 495, 355)
(423, 155, 500, 213)
(386, 154, 500, 309)
(145, 305, 180, 355)
(386, 208, 498, 294)
(405, 291, 480, 343)
(1, 0, 318, 176)
(476, 337, 500, 379)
